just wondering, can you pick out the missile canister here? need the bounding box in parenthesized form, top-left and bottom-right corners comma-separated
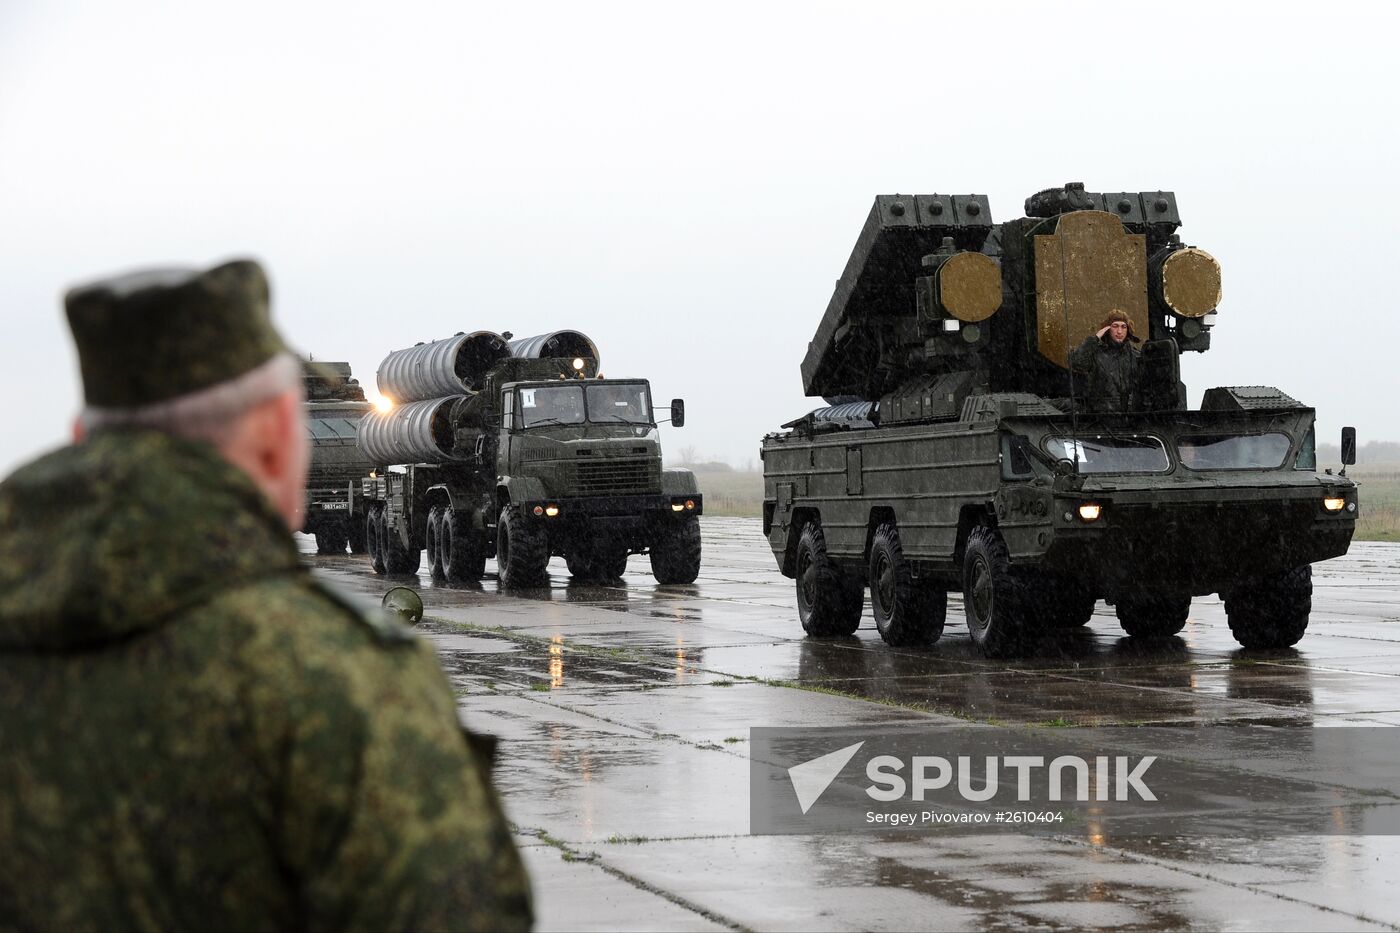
(375, 331, 511, 403)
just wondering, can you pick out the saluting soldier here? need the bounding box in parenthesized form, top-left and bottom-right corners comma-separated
(0, 259, 532, 931)
(1068, 309, 1142, 412)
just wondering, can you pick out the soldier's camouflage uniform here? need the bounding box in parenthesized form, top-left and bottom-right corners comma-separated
(0, 429, 533, 931)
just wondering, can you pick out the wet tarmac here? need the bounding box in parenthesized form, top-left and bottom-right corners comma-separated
(306, 520, 1400, 931)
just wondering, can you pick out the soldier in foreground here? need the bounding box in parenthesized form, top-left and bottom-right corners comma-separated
(0, 260, 532, 931)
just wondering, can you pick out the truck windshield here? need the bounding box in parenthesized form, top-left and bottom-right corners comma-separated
(518, 386, 585, 426)
(586, 383, 652, 424)
(1044, 435, 1170, 474)
(1178, 433, 1291, 470)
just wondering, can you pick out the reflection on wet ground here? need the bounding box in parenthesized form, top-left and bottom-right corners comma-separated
(307, 524, 1400, 931)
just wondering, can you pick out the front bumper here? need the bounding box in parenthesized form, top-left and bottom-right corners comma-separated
(1040, 485, 1356, 594)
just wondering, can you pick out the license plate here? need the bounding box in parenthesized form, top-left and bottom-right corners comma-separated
(318, 502, 349, 510)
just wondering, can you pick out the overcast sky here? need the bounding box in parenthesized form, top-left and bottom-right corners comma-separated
(2, 1, 1396, 476)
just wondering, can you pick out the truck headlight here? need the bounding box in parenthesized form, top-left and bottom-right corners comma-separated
(1323, 497, 1345, 512)
(671, 502, 685, 512)
(1078, 503, 1102, 522)
(545, 504, 561, 517)
(572, 357, 585, 371)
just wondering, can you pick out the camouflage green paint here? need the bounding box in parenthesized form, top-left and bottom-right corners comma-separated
(0, 430, 531, 931)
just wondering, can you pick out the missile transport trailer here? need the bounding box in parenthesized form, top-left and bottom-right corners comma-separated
(762, 183, 1358, 656)
(302, 360, 373, 555)
(359, 330, 703, 587)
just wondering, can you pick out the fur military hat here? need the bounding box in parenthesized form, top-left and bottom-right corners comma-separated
(65, 259, 289, 409)
(1097, 309, 1142, 344)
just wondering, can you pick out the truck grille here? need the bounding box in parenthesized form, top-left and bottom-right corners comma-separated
(576, 458, 659, 495)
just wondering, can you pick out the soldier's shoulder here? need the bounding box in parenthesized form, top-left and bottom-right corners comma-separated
(209, 572, 420, 650)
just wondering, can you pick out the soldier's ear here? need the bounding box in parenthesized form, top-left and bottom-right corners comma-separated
(72, 418, 85, 443)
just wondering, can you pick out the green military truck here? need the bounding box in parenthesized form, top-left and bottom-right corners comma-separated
(359, 330, 702, 587)
(762, 183, 1358, 656)
(302, 360, 373, 555)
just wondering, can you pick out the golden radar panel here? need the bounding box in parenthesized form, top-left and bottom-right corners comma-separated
(1162, 247, 1222, 318)
(937, 251, 1003, 323)
(1034, 211, 1147, 369)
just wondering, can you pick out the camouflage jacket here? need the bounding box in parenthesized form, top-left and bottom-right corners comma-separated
(0, 430, 531, 932)
(1068, 334, 1140, 413)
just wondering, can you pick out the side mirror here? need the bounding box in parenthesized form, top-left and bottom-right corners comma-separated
(670, 399, 686, 428)
(1341, 426, 1357, 466)
(381, 586, 423, 625)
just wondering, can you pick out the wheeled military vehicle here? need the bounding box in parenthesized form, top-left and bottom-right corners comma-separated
(359, 330, 702, 587)
(302, 360, 373, 554)
(762, 183, 1358, 655)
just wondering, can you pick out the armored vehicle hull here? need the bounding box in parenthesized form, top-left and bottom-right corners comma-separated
(302, 361, 373, 554)
(763, 185, 1358, 655)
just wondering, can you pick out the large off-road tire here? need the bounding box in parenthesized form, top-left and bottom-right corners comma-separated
(868, 521, 945, 647)
(795, 522, 862, 637)
(1036, 578, 1097, 628)
(367, 503, 386, 575)
(497, 505, 550, 589)
(315, 519, 348, 555)
(567, 541, 629, 581)
(381, 507, 421, 575)
(442, 507, 487, 583)
(1116, 593, 1191, 638)
(651, 516, 702, 585)
(347, 512, 368, 554)
(426, 506, 446, 580)
(1226, 565, 1312, 649)
(962, 525, 1031, 658)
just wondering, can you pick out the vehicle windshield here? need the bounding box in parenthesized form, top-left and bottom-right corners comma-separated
(1043, 435, 1171, 474)
(516, 382, 653, 427)
(518, 385, 585, 427)
(585, 382, 652, 424)
(1178, 433, 1291, 470)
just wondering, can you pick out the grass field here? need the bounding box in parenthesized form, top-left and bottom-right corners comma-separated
(693, 468, 1400, 542)
(1353, 466, 1400, 542)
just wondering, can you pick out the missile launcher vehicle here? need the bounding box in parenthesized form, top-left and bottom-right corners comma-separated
(359, 330, 702, 587)
(302, 360, 373, 555)
(762, 183, 1358, 656)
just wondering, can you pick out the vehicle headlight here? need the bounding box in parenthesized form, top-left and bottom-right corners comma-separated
(671, 503, 685, 512)
(572, 357, 585, 371)
(545, 504, 560, 517)
(1078, 503, 1102, 522)
(1323, 497, 1345, 512)
(685, 499, 696, 510)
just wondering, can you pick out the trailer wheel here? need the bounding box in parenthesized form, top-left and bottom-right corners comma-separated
(1116, 593, 1191, 638)
(962, 525, 1029, 657)
(426, 506, 445, 580)
(497, 504, 549, 588)
(443, 508, 487, 583)
(1226, 565, 1312, 649)
(651, 515, 701, 585)
(347, 512, 367, 554)
(794, 522, 862, 636)
(868, 521, 944, 647)
(381, 507, 421, 576)
(367, 504, 386, 575)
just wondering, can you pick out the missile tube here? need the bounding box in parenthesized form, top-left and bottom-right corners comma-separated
(508, 330, 599, 366)
(357, 396, 464, 465)
(376, 332, 511, 403)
